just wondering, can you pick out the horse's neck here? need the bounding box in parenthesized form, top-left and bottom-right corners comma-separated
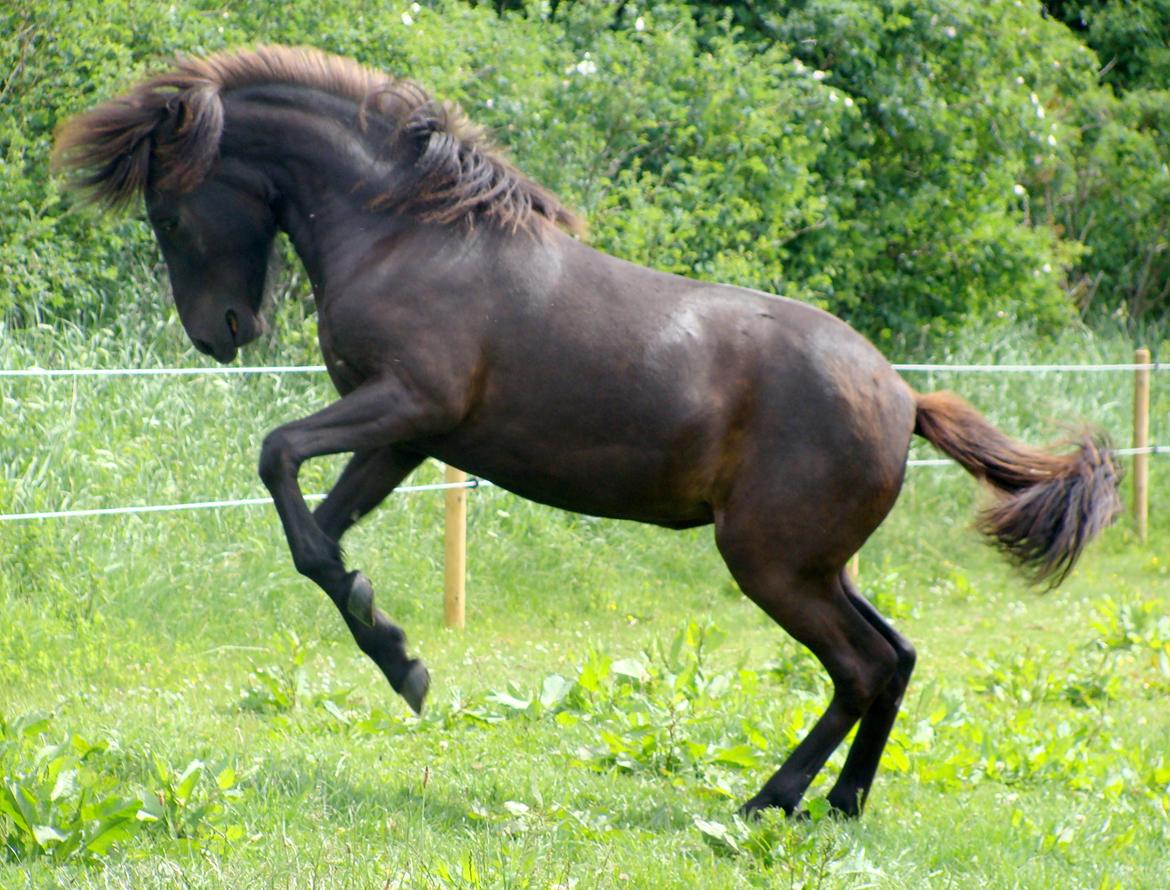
(226, 93, 398, 300)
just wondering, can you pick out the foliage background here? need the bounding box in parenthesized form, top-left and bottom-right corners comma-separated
(2, 2, 1169, 885)
(2, 0, 1168, 345)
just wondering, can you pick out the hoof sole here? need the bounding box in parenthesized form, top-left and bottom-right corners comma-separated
(400, 660, 430, 715)
(347, 572, 375, 627)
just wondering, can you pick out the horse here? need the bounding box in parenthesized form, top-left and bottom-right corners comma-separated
(54, 46, 1121, 818)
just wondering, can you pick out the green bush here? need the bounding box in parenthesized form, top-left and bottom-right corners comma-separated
(1, 0, 1166, 341)
(1044, 0, 1170, 94)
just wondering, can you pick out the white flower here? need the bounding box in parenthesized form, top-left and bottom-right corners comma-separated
(844, 96, 854, 107)
(411, 2, 420, 11)
(1013, 183, 1027, 197)
(812, 69, 827, 81)
(401, 12, 413, 26)
(635, 16, 645, 31)
(575, 56, 597, 76)
(943, 25, 957, 38)
(1047, 134, 1057, 146)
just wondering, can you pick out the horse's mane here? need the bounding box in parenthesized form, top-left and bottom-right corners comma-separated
(53, 45, 582, 236)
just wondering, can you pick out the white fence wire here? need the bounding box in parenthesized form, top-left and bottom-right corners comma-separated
(0, 362, 1162, 378)
(0, 365, 327, 378)
(0, 359, 1163, 522)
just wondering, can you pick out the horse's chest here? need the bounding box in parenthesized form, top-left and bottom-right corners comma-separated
(316, 323, 367, 395)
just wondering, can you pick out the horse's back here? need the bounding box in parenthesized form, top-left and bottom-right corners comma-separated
(432, 236, 917, 543)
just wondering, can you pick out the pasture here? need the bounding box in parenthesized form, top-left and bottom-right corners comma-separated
(1, 319, 1168, 888)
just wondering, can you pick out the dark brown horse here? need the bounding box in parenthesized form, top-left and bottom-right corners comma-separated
(55, 46, 1121, 818)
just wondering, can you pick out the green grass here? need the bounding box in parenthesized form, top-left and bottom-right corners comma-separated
(1, 318, 1168, 888)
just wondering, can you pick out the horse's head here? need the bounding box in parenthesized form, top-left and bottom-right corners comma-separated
(54, 46, 586, 363)
(53, 58, 282, 364)
(145, 168, 275, 363)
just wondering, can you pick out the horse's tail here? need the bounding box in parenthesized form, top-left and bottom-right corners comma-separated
(913, 390, 1122, 586)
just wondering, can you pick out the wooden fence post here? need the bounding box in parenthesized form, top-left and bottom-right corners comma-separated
(443, 465, 468, 628)
(1133, 347, 1151, 541)
(847, 553, 860, 582)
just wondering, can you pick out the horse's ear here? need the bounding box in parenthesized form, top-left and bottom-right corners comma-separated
(154, 81, 224, 194)
(401, 100, 447, 157)
(54, 76, 225, 209)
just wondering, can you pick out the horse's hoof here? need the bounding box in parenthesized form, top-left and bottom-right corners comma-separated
(738, 794, 798, 821)
(346, 571, 376, 627)
(399, 659, 430, 715)
(738, 796, 769, 821)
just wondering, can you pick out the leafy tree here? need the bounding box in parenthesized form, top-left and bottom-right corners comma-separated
(1044, 0, 1170, 93)
(1, 0, 1165, 338)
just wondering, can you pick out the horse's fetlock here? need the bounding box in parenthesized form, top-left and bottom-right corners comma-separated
(897, 640, 918, 679)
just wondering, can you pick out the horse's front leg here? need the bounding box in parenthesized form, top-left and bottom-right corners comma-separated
(313, 446, 425, 544)
(258, 380, 453, 713)
(312, 446, 432, 710)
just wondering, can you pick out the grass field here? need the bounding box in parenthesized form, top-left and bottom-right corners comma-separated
(1, 317, 1168, 888)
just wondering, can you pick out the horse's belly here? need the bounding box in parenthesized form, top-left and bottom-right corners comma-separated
(425, 431, 717, 527)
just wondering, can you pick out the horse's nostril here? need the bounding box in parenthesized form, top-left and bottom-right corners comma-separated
(226, 309, 239, 342)
(192, 337, 214, 356)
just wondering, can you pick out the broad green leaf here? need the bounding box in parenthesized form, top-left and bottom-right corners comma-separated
(692, 815, 742, 854)
(805, 797, 832, 823)
(85, 818, 140, 856)
(32, 823, 68, 847)
(577, 654, 611, 694)
(175, 760, 205, 805)
(599, 730, 628, 754)
(216, 767, 237, 792)
(539, 674, 574, 708)
(487, 689, 532, 711)
(611, 658, 650, 683)
(709, 743, 762, 770)
(0, 783, 32, 833)
(883, 743, 911, 772)
(50, 768, 78, 803)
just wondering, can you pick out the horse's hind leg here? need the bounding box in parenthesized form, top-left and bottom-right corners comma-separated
(825, 570, 916, 817)
(716, 517, 899, 817)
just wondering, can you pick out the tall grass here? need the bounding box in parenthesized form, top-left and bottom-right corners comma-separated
(2, 313, 1167, 888)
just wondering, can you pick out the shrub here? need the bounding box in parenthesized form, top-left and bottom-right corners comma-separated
(2, 0, 1165, 340)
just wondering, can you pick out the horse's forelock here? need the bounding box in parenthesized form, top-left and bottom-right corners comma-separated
(54, 72, 225, 209)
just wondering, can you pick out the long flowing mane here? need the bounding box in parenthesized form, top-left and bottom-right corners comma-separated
(53, 45, 583, 235)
